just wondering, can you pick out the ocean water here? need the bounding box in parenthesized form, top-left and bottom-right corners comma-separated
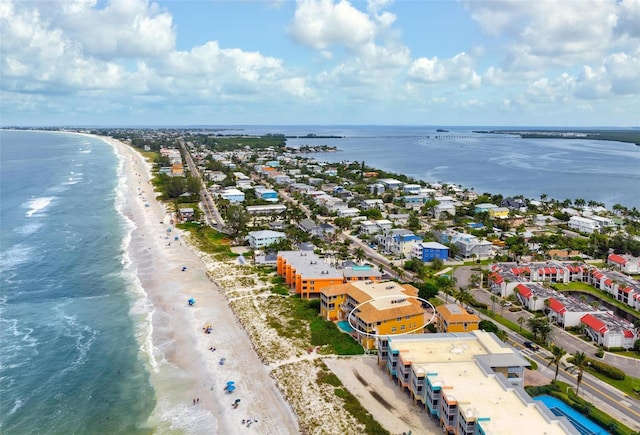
(223, 125, 640, 209)
(0, 131, 155, 433)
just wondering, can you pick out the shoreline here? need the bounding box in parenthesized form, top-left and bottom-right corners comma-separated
(99, 135, 300, 434)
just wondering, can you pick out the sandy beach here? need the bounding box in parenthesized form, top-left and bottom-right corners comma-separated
(102, 136, 299, 434)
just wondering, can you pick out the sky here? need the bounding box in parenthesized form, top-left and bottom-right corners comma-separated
(1, 0, 639, 127)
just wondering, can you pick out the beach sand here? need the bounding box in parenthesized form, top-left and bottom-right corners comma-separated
(102, 136, 299, 434)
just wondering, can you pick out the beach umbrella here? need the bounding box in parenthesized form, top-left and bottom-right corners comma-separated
(227, 385, 236, 392)
(188, 298, 196, 305)
(226, 381, 235, 385)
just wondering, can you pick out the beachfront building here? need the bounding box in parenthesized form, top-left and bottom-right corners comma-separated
(246, 230, 287, 249)
(411, 241, 449, 263)
(178, 207, 195, 222)
(342, 265, 383, 283)
(376, 331, 577, 435)
(320, 281, 426, 350)
(474, 203, 498, 214)
(276, 251, 344, 298)
(435, 304, 480, 333)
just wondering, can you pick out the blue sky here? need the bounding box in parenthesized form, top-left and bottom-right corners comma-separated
(1, 0, 639, 126)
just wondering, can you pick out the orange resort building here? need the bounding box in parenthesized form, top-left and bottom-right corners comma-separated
(377, 331, 579, 435)
(435, 304, 480, 333)
(320, 280, 428, 350)
(276, 250, 382, 298)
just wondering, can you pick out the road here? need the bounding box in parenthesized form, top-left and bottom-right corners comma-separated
(180, 141, 227, 230)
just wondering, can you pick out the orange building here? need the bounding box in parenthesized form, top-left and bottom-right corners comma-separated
(435, 304, 480, 333)
(320, 281, 427, 350)
(276, 251, 381, 298)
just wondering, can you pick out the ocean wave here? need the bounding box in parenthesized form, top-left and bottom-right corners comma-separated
(15, 222, 43, 236)
(0, 244, 35, 273)
(152, 400, 219, 434)
(24, 196, 56, 217)
(54, 309, 99, 375)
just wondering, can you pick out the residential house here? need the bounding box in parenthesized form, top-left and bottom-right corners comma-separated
(361, 199, 384, 210)
(411, 241, 449, 263)
(219, 188, 245, 203)
(581, 313, 637, 350)
(489, 207, 510, 219)
(179, 207, 195, 221)
(246, 230, 287, 249)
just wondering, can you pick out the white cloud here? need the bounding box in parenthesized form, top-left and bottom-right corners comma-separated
(407, 52, 480, 90)
(0, 0, 313, 105)
(466, 0, 636, 70)
(289, 0, 375, 51)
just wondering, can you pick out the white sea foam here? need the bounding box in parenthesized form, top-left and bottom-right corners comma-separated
(15, 222, 42, 236)
(24, 196, 55, 217)
(0, 244, 35, 273)
(152, 399, 219, 434)
(110, 138, 159, 373)
(7, 398, 24, 416)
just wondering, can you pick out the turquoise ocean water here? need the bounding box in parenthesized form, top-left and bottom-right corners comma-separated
(0, 131, 155, 433)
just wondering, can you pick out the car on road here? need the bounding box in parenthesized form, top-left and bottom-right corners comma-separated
(523, 341, 539, 351)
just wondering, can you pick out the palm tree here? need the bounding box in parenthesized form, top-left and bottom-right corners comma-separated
(495, 329, 508, 342)
(500, 300, 507, 317)
(469, 273, 481, 290)
(354, 247, 365, 263)
(517, 316, 525, 333)
(490, 295, 498, 313)
(571, 351, 589, 396)
(455, 287, 473, 308)
(546, 345, 566, 381)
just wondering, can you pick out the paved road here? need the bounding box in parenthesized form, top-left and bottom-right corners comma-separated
(181, 142, 227, 230)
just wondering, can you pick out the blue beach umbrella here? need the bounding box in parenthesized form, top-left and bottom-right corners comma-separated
(226, 381, 235, 385)
(188, 298, 196, 306)
(227, 385, 236, 392)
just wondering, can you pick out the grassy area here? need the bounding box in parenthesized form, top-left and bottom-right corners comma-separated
(583, 367, 640, 399)
(526, 381, 637, 435)
(479, 308, 536, 341)
(177, 222, 237, 260)
(552, 282, 640, 321)
(316, 361, 389, 435)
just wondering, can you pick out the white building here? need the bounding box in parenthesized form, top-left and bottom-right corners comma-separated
(568, 216, 600, 234)
(246, 230, 287, 249)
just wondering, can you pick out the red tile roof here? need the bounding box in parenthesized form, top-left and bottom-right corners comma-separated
(516, 283, 532, 298)
(581, 314, 607, 333)
(620, 287, 633, 294)
(623, 330, 634, 338)
(604, 279, 613, 286)
(489, 272, 504, 285)
(608, 254, 627, 265)
(593, 271, 604, 280)
(547, 297, 567, 314)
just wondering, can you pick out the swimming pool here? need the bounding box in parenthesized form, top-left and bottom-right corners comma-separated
(337, 320, 355, 333)
(534, 395, 610, 435)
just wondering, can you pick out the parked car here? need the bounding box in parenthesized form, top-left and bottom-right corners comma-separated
(523, 341, 539, 351)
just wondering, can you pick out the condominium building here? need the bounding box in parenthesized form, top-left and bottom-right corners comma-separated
(377, 331, 578, 435)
